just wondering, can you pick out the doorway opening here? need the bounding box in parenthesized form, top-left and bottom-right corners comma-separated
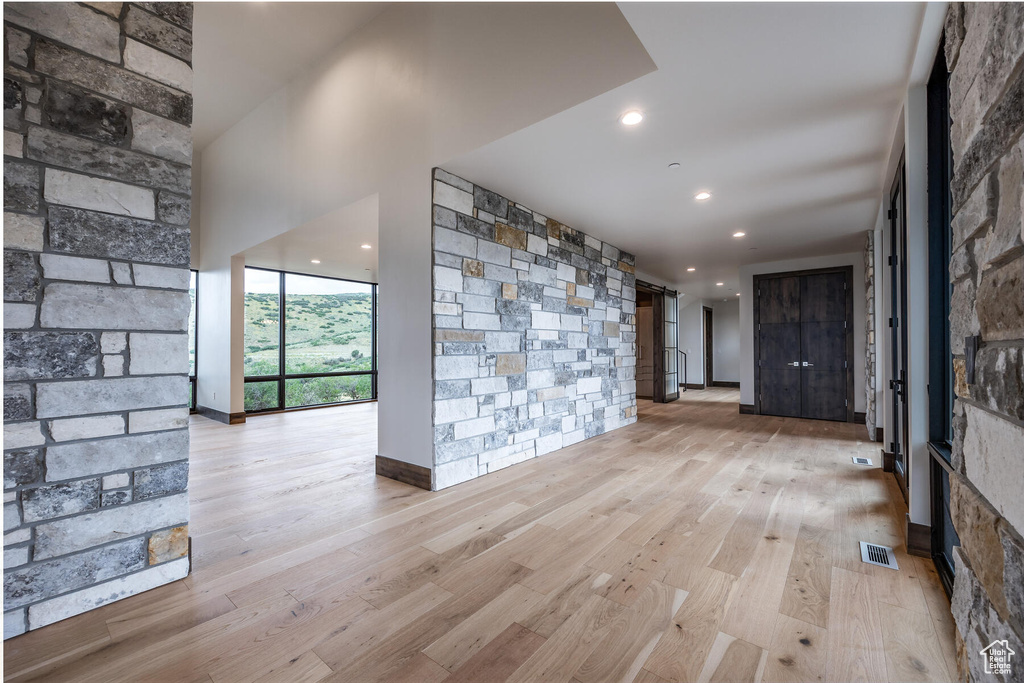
(637, 289, 655, 400)
(635, 280, 679, 404)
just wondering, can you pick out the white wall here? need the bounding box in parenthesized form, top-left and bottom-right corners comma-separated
(738, 252, 866, 411)
(679, 298, 705, 386)
(196, 4, 655, 471)
(712, 299, 740, 382)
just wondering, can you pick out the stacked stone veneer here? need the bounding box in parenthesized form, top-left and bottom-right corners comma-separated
(943, 4, 1024, 681)
(864, 231, 876, 441)
(431, 169, 637, 490)
(3, 2, 193, 639)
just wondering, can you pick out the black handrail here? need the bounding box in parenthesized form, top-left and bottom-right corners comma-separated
(678, 349, 687, 392)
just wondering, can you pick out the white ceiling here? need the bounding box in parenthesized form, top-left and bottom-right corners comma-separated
(192, 2, 386, 150)
(241, 194, 379, 283)
(444, 2, 926, 299)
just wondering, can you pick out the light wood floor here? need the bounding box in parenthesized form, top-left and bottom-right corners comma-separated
(4, 389, 958, 682)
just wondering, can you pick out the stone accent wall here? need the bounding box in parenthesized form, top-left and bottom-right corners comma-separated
(943, 4, 1024, 681)
(431, 169, 637, 490)
(864, 231, 876, 441)
(3, 2, 193, 639)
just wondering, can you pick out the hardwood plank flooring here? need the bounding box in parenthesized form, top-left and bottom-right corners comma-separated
(4, 390, 956, 682)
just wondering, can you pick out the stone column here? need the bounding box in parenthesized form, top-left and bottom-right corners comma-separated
(4, 1, 193, 638)
(943, 3, 1024, 681)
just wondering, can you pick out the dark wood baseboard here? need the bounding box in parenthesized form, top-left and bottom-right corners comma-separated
(681, 383, 705, 390)
(875, 427, 884, 444)
(711, 381, 740, 388)
(907, 516, 931, 558)
(739, 403, 756, 415)
(854, 412, 866, 425)
(196, 405, 246, 425)
(376, 455, 431, 490)
(882, 450, 895, 472)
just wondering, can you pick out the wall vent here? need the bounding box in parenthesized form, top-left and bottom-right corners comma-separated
(860, 541, 898, 570)
(852, 456, 873, 466)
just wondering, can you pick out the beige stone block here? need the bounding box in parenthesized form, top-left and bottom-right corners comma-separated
(495, 354, 526, 376)
(148, 525, 188, 564)
(434, 329, 485, 343)
(604, 321, 620, 337)
(536, 386, 565, 402)
(545, 218, 562, 240)
(495, 223, 527, 251)
(502, 283, 518, 300)
(977, 258, 1024, 341)
(950, 474, 1007, 618)
(568, 296, 594, 308)
(462, 258, 483, 278)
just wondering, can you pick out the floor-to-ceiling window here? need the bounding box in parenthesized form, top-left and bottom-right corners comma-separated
(188, 270, 198, 413)
(926, 39, 957, 597)
(243, 267, 377, 413)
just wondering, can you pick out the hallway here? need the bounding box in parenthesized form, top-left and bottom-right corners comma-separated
(4, 390, 955, 682)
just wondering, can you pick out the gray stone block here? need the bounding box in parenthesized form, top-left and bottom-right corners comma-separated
(48, 206, 190, 267)
(3, 450, 42, 490)
(156, 192, 190, 226)
(434, 380, 471, 399)
(4, 331, 99, 381)
(4, 537, 146, 610)
(22, 479, 100, 523)
(136, 2, 193, 30)
(124, 5, 192, 62)
(131, 109, 192, 165)
(4, 384, 33, 421)
(36, 375, 187, 419)
(45, 430, 188, 480)
(474, 186, 508, 220)
(4, 251, 39, 302)
(28, 127, 190, 196)
(40, 283, 189, 331)
(433, 205, 456, 231)
(3, 160, 40, 213)
(102, 490, 132, 506)
(34, 39, 192, 126)
(42, 83, 129, 146)
(33, 492, 188, 560)
(4, 2, 121, 62)
(134, 461, 188, 499)
(39, 254, 110, 284)
(457, 214, 494, 241)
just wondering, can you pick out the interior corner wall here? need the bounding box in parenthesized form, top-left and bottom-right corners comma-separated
(738, 252, 866, 411)
(430, 170, 638, 489)
(942, 4, 1024, 679)
(3, 2, 194, 638)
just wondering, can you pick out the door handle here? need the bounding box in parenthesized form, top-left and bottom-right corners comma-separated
(787, 361, 800, 367)
(802, 362, 814, 367)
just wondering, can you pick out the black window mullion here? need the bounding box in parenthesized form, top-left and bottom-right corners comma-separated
(371, 283, 377, 400)
(278, 270, 286, 411)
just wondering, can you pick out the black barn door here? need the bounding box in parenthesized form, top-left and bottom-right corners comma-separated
(756, 267, 853, 421)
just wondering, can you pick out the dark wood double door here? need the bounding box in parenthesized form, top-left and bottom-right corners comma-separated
(755, 267, 854, 421)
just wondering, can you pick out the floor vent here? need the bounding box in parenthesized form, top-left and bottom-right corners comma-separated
(852, 456, 873, 466)
(860, 541, 898, 570)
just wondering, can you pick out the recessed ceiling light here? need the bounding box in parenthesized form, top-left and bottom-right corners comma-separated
(687, 267, 696, 272)
(694, 191, 712, 201)
(361, 244, 372, 250)
(620, 110, 644, 126)
(668, 162, 680, 169)
(733, 231, 746, 237)
(736, 293, 740, 296)
(716, 282, 724, 286)
(310, 259, 321, 264)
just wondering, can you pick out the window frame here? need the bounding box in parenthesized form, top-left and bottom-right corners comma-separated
(242, 266, 378, 414)
(189, 269, 198, 414)
(925, 37, 957, 597)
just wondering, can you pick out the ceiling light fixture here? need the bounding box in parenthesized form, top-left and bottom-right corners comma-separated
(733, 231, 746, 237)
(310, 259, 321, 264)
(687, 267, 696, 272)
(694, 191, 712, 201)
(620, 110, 644, 126)
(716, 282, 724, 286)
(668, 162, 680, 169)
(736, 293, 740, 296)
(361, 244, 372, 250)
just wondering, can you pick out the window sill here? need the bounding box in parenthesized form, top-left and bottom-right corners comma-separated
(927, 441, 953, 474)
